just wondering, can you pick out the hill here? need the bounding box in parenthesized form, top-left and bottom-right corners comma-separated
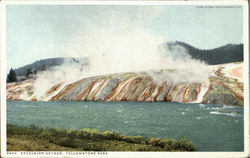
(166, 41, 243, 65)
(14, 57, 89, 76)
(7, 63, 244, 106)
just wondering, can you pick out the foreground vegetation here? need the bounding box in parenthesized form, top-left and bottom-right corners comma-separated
(7, 124, 196, 151)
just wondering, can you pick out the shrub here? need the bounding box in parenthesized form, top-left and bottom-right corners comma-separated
(57, 138, 82, 148)
(146, 137, 162, 146)
(121, 135, 145, 144)
(103, 131, 120, 140)
(82, 143, 106, 151)
(7, 124, 196, 151)
(174, 137, 196, 151)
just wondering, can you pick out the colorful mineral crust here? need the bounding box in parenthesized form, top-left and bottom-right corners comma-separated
(6, 63, 244, 106)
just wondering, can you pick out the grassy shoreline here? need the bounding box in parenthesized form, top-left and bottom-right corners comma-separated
(7, 124, 196, 151)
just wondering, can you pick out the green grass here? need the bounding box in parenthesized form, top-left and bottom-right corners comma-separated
(7, 124, 196, 151)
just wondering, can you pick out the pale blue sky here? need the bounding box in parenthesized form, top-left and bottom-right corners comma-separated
(6, 5, 243, 71)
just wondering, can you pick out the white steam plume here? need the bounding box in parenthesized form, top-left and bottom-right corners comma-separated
(33, 6, 212, 99)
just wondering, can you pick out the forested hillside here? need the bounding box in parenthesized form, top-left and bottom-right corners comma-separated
(166, 41, 243, 65)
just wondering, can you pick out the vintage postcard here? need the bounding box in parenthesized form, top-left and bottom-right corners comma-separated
(0, 1, 249, 158)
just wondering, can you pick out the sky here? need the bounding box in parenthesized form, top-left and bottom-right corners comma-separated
(6, 5, 243, 71)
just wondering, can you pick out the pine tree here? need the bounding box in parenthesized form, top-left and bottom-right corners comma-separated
(41, 64, 46, 71)
(26, 68, 32, 78)
(7, 68, 17, 83)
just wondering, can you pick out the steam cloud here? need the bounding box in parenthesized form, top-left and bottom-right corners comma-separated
(33, 6, 212, 99)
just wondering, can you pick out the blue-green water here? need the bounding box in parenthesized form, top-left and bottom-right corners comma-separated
(7, 100, 243, 151)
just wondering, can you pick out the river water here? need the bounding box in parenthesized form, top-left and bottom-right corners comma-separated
(7, 100, 244, 151)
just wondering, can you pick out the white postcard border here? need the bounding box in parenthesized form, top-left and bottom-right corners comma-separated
(0, 1, 249, 158)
